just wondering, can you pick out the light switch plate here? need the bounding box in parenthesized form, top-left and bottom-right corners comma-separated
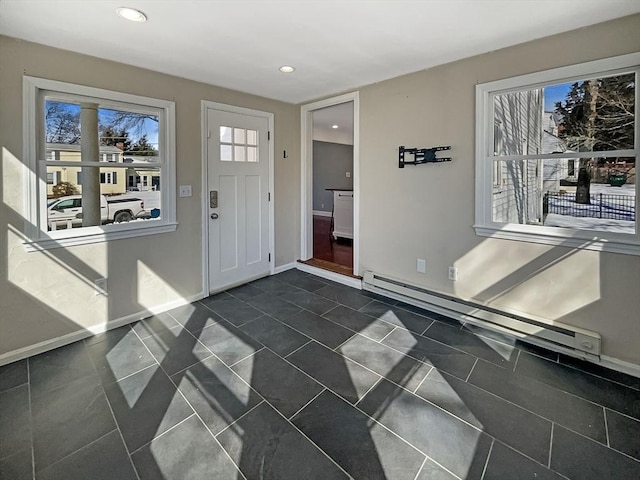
(179, 185, 192, 197)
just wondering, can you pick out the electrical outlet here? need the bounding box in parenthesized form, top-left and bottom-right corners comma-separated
(179, 185, 192, 197)
(417, 258, 426, 273)
(346, 172, 351, 178)
(448, 266, 458, 281)
(94, 278, 108, 296)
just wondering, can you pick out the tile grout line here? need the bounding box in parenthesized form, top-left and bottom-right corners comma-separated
(205, 290, 640, 466)
(520, 347, 640, 392)
(302, 341, 436, 401)
(506, 351, 640, 420)
(555, 358, 640, 392)
(319, 312, 395, 344)
(250, 392, 355, 480)
(603, 407, 611, 447)
(107, 362, 163, 385)
(424, 455, 464, 480)
(227, 346, 265, 369)
(34, 428, 121, 475)
(332, 334, 357, 352)
(82, 337, 144, 480)
(412, 457, 428, 480)
(548, 422, 555, 468)
(354, 377, 382, 407)
(163, 382, 249, 480)
(465, 358, 479, 382)
(512, 348, 521, 372)
(377, 326, 398, 344)
(158, 302, 640, 458)
(157, 353, 215, 379)
(92, 382, 141, 480)
(412, 366, 434, 394)
(287, 388, 327, 421)
(480, 439, 495, 480)
(214, 400, 266, 438)
(420, 320, 436, 336)
(283, 339, 314, 359)
(139, 300, 633, 468)
(253, 343, 441, 460)
(128, 413, 197, 456)
(321, 304, 341, 318)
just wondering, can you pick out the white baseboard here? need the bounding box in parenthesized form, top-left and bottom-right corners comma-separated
(600, 355, 640, 378)
(0, 292, 205, 367)
(297, 263, 362, 289)
(362, 283, 640, 379)
(312, 210, 332, 217)
(274, 262, 297, 274)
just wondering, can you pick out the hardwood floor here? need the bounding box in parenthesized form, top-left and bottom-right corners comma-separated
(312, 215, 353, 273)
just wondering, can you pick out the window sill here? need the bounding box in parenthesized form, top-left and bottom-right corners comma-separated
(474, 224, 640, 256)
(23, 222, 178, 252)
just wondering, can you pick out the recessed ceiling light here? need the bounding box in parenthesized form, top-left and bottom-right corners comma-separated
(332, 125, 339, 129)
(116, 7, 147, 22)
(279, 65, 295, 73)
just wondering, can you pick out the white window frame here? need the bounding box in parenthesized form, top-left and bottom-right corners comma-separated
(475, 53, 639, 255)
(23, 76, 177, 251)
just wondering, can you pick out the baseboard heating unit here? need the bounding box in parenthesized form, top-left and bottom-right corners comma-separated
(362, 271, 601, 360)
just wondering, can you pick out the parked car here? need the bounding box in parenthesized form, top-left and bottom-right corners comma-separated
(47, 194, 146, 229)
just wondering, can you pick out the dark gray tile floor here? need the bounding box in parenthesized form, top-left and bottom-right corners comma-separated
(1, 268, 639, 480)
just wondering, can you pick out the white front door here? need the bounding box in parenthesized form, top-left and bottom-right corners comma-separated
(206, 107, 270, 293)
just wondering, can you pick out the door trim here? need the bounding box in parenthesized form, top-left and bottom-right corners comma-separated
(300, 92, 360, 276)
(201, 100, 275, 295)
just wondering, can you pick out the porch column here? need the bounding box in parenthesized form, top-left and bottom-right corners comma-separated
(80, 103, 101, 226)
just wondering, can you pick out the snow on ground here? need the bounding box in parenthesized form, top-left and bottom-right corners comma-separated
(561, 183, 636, 197)
(544, 214, 635, 234)
(547, 183, 636, 224)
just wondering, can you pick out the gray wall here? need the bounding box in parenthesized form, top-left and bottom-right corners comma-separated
(356, 14, 640, 365)
(312, 141, 353, 212)
(0, 35, 300, 358)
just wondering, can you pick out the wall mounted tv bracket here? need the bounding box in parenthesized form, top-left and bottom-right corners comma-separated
(398, 145, 451, 168)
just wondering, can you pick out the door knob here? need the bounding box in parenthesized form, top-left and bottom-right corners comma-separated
(210, 213, 219, 219)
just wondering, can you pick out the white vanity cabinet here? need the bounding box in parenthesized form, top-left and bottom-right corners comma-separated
(332, 190, 353, 240)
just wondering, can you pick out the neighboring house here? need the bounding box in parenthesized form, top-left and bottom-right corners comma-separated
(123, 155, 161, 191)
(45, 143, 126, 196)
(492, 88, 544, 225)
(541, 110, 575, 192)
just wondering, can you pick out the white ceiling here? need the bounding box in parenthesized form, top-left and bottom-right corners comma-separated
(313, 102, 354, 145)
(1, 1, 638, 104)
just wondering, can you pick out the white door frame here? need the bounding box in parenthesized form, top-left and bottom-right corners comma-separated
(300, 92, 360, 276)
(201, 100, 275, 295)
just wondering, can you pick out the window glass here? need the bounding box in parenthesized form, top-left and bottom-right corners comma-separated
(25, 76, 175, 249)
(475, 55, 638, 254)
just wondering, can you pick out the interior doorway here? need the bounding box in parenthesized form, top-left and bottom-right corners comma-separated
(301, 92, 359, 277)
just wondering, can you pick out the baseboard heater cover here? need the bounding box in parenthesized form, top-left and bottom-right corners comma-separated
(363, 271, 601, 358)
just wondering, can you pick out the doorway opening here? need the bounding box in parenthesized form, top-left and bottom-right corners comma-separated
(301, 93, 359, 278)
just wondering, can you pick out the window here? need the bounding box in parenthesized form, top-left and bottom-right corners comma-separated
(219, 126, 259, 162)
(23, 77, 176, 250)
(475, 54, 639, 255)
(46, 171, 60, 185)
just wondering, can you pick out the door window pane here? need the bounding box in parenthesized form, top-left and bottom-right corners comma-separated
(220, 145, 232, 161)
(234, 146, 246, 162)
(220, 126, 232, 143)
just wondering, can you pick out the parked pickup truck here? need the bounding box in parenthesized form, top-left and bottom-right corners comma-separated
(47, 194, 146, 229)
